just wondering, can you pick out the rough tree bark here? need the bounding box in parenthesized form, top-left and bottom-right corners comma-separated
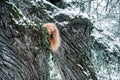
(0, 0, 97, 80)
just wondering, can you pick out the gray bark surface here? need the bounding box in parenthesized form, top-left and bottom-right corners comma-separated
(0, 0, 97, 80)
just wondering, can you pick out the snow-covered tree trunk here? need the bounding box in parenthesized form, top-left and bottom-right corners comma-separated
(0, 0, 97, 80)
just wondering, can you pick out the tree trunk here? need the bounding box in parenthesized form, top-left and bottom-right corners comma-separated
(0, 0, 97, 80)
